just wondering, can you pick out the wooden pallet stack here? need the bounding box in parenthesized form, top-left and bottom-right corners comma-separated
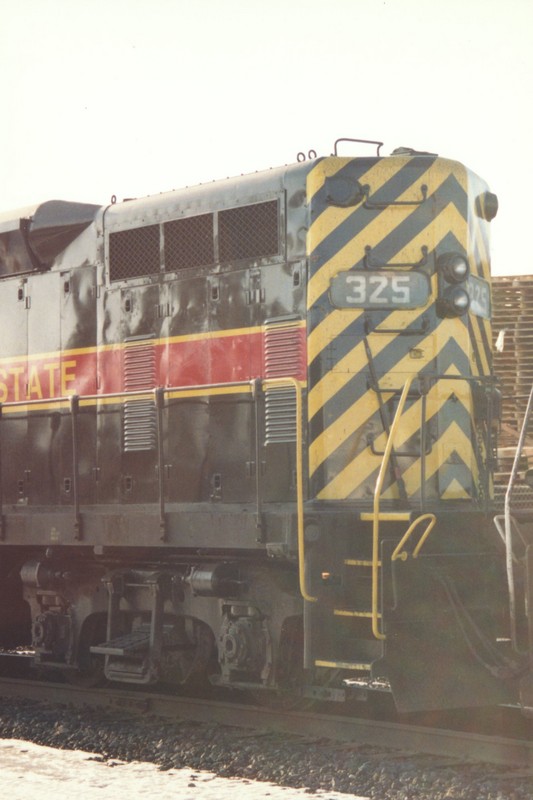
(492, 275, 533, 506)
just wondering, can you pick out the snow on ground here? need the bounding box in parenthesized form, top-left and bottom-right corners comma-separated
(0, 739, 368, 799)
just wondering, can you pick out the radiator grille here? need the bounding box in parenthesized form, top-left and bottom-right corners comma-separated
(123, 337, 157, 452)
(108, 199, 279, 282)
(109, 225, 160, 281)
(263, 319, 302, 444)
(219, 200, 279, 263)
(164, 213, 215, 271)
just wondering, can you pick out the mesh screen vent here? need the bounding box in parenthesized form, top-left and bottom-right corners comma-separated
(164, 213, 215, 271)
(109, 225, 160, 282)
(219, 200, 279, 263)
(123, 337, 157, 452)
(109, 198, 279, 281)
(264, 319, 302, 444)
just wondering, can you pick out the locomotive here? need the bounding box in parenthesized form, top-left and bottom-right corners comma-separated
(0, 138, 531, 714)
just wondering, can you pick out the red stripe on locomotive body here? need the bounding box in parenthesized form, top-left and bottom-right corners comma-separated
(0, 326, 307, 404)
(98, 331, 267, 395)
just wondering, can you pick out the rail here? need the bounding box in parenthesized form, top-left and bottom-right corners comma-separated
(1, 674, 532, 767)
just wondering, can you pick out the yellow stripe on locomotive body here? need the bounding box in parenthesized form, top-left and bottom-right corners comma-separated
(306, 153, 495, 508)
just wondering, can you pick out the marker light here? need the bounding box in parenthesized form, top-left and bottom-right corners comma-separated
(476, 191, 499, 221)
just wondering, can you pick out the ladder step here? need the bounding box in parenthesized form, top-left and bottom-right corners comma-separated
(91, 627, 151, 657)
(334, 609, 380, 619)
(360, 512, 411, 521)
(315, 659, 371, 671)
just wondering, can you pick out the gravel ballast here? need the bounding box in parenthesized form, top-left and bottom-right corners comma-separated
(0, 697, 531, 799)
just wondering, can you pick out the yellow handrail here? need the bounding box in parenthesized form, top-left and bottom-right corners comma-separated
(371, 375, 414, 640)
(391, 513, 436, 561)
(260, 376, 315, 603)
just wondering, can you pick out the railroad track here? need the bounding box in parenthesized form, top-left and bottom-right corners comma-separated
(0, 675, 531, 769)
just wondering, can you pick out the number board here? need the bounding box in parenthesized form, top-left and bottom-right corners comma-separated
(466, 274, 491, 319)
(329, 270, 430, 309)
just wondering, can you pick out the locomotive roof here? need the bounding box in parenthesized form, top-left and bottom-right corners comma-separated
(0, 199, 100, 271)
(0, 159, 317, 236)
(0, 199, 99, 236)
(1, 153, 479, 273)
(102, 158, 317, 228)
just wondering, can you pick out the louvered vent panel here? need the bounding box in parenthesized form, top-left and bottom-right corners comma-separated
(264, 319, 302, 444)
(123, 337, 157, 452)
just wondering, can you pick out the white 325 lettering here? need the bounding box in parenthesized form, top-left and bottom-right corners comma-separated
(345, 275, 366, 303)
(345, 274, 411, 305)
(390, 276, 410, 303)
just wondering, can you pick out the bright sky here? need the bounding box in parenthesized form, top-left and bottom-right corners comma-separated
(2, 0, 532, 275)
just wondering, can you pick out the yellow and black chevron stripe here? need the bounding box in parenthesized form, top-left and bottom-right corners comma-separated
(306, 155, 493, 506)
(467, 170, 493, 378)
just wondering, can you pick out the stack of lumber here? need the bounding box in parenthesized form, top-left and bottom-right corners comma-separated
(492, 275, 533, 507)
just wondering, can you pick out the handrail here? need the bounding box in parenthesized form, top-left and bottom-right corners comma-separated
(257, 377, 314, 603)
(371, 375, 414, 640)
(0, 379, 310, 601)
(154, 387, 167, 542)
(70, 395, 82, 541)
(0, 403, 4, 541)
(0, 380, 259, 411)
(503, 381, 533, 652)
(391, 513, 436, 561)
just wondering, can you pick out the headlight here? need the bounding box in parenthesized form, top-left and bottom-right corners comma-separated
(445, 286, 470, 315)
(437, 253, 470, 284)
(436, 252, 471, 318)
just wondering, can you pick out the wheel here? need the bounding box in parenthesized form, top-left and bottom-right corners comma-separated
(160, 616, 215, 690)
(65, 614, 107, 688)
